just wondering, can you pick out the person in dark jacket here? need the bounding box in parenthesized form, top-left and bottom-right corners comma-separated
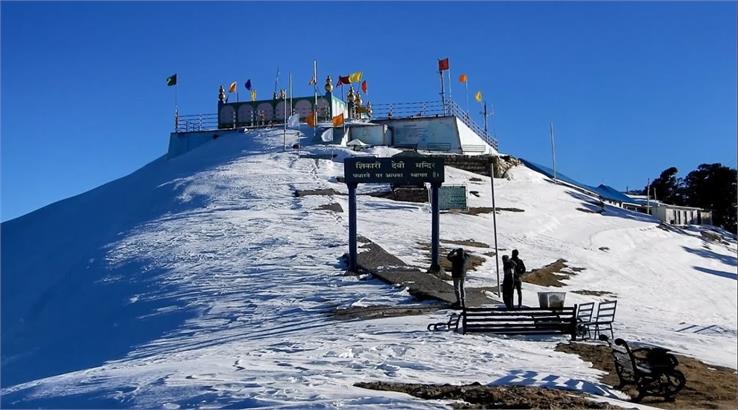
(502, 254, 516, 310)
(511, 249, 526, 309)
(447, 248, 470, 308)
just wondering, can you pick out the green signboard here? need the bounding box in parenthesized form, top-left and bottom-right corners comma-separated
(344, 157, 445, 185)
(438, 185, 467, 210)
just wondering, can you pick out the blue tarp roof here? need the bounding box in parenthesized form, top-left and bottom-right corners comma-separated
(519, 158, 634, 204)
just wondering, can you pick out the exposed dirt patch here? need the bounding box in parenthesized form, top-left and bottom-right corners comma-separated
(333, 304, 443, 320)
(599, 247, 610, 252)
(294, 188, 340, 197)
(367, 187, 428, 203)
(555, 341, 737, 409)
(441, 239, 490, 248)
(571, 290, 616, 297)
(461, 207, 525, 215)
(355, 381, 627, 409)
(316, 203, 343, 213)
(521, 259, 585, 287)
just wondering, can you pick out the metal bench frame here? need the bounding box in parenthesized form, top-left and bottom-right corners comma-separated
(602, 335, 686, 402)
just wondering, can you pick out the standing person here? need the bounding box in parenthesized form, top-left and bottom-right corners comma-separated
(502, 255, 516, 310)
(511, 249, 526, 309)
(447, 248, 470, 308)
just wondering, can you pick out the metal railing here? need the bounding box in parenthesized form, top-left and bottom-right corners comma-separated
(175, 113, 218, 133)
(173, 99, 498, 150)
(371, 100, 498, 150)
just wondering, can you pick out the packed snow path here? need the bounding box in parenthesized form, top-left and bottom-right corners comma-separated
(2, 129, 735, 408)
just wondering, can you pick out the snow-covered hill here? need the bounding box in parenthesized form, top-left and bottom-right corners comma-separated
(2, 128, 736, 408)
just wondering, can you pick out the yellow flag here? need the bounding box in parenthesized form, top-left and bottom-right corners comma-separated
(475, 90, 482, 103)
(348, 71, 363, 83)
(250, 89, 257, 101)
(459, 74, 468, 84)
(229, 81, 237, 93)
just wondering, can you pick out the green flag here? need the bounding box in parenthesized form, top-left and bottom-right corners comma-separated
(166, 74, 177, 86)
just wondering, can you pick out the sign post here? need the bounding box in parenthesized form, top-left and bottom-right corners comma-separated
(344, 156, 445, 272)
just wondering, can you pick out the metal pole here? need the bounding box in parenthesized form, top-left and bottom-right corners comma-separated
(483, 102, 488, 134)
(348, 183, 358, 272)
(430, 183, 441, 272)
(490, 161, 501, 296)
(283, 91, 287, 151)
(465, 82, 469, 115)
(646, 178, 651, 215)
(313, 60, 318, 141)
(439, 69, 446, 115)
(550, 121, 557, 180)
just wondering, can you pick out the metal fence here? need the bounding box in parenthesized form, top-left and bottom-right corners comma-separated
(174, 99, 498, 150)
(175, 113, 218, 133)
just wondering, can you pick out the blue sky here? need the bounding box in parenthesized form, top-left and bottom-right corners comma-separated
(2, 1, 736, 221)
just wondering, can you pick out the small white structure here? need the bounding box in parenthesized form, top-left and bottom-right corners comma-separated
(651, 203, 712, 226)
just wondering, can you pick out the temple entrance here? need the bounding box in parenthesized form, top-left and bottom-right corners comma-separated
(343, 154, 445, 272)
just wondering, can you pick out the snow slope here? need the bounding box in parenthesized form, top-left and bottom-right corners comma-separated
(2, 128, 736, 408)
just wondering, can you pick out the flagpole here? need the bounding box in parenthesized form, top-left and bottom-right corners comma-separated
(447, 66, 452, 106)
(465, 82, 469, 115)
(313, 60, 318, 141)
(289, 72, 293, 114)
(550, 121, 557, 181)
(283, 90, 287, 152)
(174, 79, 179, 131)
(439, 66, 446, 114)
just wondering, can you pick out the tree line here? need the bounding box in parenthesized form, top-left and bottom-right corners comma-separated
(634, 163, 736, 233)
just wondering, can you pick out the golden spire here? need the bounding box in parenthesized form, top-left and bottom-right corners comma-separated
(325, 75, 334, 93)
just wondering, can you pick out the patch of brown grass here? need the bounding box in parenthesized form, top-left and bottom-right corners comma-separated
(555, 341, 737, 409)
(355, 381, 627, 409)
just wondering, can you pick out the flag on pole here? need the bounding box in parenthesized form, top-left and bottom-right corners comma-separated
(361, 80, 367, 94)
(229, 81, 237, 93)
(337, 75, 350, 86)
(166, 74, 177, 86)
(438, 58, 449, 72)
(245, 79, 252, 90)
(459, 73, 468, 84)
(348, 71, 363, 83)
(475, 90, 483, 103)
(250, 89, 257, 101)
(332, 113, 345, 127)
(306, 111, 317, 128)
(287, 113, 300, 129)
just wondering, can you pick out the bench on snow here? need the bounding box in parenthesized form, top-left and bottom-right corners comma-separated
(429, 306, 578, 339)
(600, 335, 686, 402)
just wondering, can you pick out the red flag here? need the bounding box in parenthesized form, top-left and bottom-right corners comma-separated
(438, 58, 449, 72)
(337, 75, 350, 86)
(361, 80, 367, 94)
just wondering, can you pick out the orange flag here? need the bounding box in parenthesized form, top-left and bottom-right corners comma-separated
(332, 113, 345, 127)
(228, 81, 237, 93)
(306, 111, 317, 128)
(459, 74, 468, 84)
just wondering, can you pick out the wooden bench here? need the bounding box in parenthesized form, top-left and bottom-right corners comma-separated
(601, 335, 686, 402)
(460, 306, 578, 339)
